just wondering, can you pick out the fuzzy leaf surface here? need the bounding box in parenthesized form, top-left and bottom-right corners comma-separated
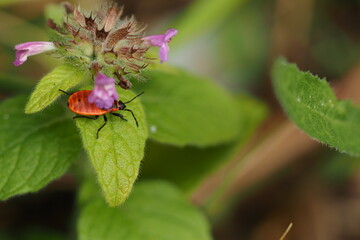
(272, 58, 360, 155)
(75, 88, 147, 207)
(133, 67, 240, 147)
(25, 64, 87, 114)
(0, 95, 80, 200)
(78, 180, 212, 240)
(141, 95, 267, 193)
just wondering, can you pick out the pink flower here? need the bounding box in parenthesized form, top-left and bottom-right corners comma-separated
(142, 28, 178, 63)
(88, 73, 119, 109)
(13, 41, 56, 66)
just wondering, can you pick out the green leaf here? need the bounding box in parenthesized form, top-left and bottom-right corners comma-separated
(25, 64, 88, 114)
(173, 0, 249, 46)
(133, 67, 240, 147)
(272, 58, 360, 155)
(75, 88, 147, 207)
(0, 95, 81, 200)
(141, 95, 267, 193)
(78, 180, 212, 240)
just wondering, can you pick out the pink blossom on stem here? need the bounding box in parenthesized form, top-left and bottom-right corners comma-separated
(88, 73, 119, 109)
(142, 28, 178, 63)
(13, 41, 56, 66)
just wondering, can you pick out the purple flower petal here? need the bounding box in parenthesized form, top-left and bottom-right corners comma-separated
(13, 41, 56, 66)
(142, 28, 178, 63)
(164, 28, 178, 42)
(159, 44, 169, 63)
(88, 73, 119, 109)
(14, 50, 29, 67)
(142, 34, 166, 47)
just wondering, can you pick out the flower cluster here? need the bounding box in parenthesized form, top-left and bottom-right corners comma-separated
(14, 2, 177, 110)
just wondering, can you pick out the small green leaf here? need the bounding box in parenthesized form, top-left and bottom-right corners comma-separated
(75, 88, 147, 207)
(141, 95, 267, 193)
(133, 67, 240, 147)
(0, 95, 81, 200)
(25, 64, 88, 114)
(78, 180, 212, 240)
(272, 58, 360, 155)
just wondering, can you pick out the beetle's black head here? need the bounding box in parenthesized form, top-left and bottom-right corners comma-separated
(118, 101, 126, 110)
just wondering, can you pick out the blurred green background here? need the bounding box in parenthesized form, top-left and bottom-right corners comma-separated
(1, 0, 360, 239)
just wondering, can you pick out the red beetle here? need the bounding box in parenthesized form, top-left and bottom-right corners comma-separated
(59, 89, 143, 138)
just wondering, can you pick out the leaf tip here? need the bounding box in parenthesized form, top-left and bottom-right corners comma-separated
(24, 104, 36, 114)
(104, 192, 129, 208)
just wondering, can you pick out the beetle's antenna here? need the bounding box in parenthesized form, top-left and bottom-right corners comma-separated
(124, 92, 144, 104)
(124, 109, 138, 127)
(58, 89, 72, 95)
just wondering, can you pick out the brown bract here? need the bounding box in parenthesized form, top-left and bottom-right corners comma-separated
(48, 2, 151, 88)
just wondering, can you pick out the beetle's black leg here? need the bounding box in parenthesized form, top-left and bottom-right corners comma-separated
(123, 109, 138, 127)
(96, 115, 108, 139)
(72, 115, 104, 139)
(111, 112, 128, 122)
(59, 89, 73, 95)
(73, 115, 99, 120)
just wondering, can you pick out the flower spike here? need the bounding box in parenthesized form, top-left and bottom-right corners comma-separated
(88, 73, 119, 109)
(13, 41, 56, 66)
(142, 28, 178, 63)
